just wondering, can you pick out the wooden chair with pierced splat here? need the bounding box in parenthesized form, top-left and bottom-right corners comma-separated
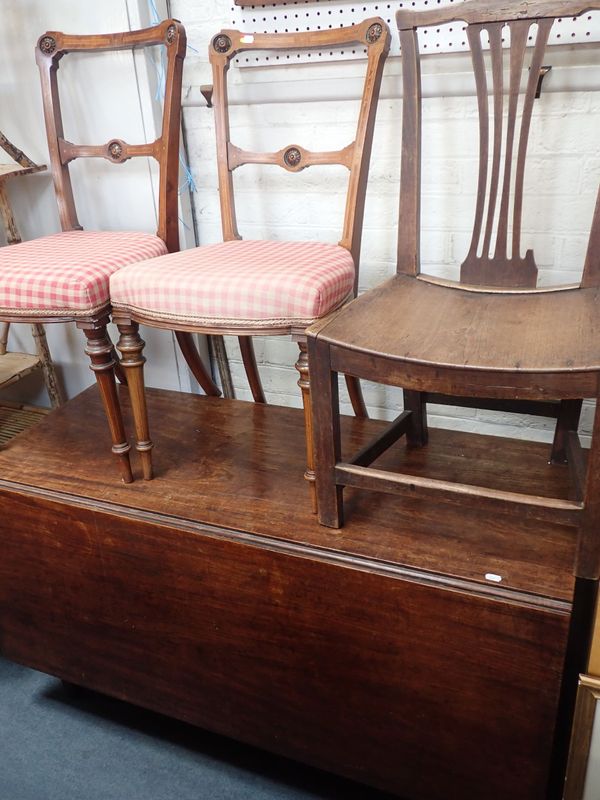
(309, 1, 600, 580)
(0, 20, 218, 482)
(109, 19, 391, 507)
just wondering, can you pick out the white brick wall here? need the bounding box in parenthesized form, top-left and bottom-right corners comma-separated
(174, 0, 600, 443)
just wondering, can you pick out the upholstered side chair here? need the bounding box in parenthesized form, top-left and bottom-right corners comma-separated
(308, 1, 600, 581)
(0, 20, 217, 483)
(110, 18, 391, 508)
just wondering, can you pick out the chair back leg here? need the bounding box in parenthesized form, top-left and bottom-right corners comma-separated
(176, 331, 221, 397)
(239, 336, 266, 404)
(345, 375, 368, 419)
(404, 389, 429, 448)
(31, 323, 65, 408)
(551, 399, 584, 465)
(0, 322, 8, 355)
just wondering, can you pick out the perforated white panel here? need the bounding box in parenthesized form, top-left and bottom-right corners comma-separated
(230, 1, 600, 66)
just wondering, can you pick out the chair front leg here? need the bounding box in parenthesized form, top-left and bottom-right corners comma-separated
(295, 340, 317, 513)
(308, 336, 343, 528)
(116, 320, 153, 481)
(78, 317, 133, 484)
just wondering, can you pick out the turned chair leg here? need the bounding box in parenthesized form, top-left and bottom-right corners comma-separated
(345, 375, 368, 418)
(116, 321, 153, 481)
(308, 336, 343, 528)
(295, 341, 317, 513)
(551, 399, 583, 465)
(404, 389, 429, 448)
(79, 319, 133, 484)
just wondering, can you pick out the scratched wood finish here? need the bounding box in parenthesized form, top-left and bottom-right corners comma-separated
(0, 387, 577, 799)
(0, 387, 577, 601)
(310, 2, 600, 579)
(114, 19, 390, 483)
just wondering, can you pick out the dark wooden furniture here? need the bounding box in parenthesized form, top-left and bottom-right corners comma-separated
(0, 384, 586, 799)
(110, 19, 390, 505)
(309, 1, 600, 576)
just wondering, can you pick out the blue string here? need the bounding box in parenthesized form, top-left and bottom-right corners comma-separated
(147, 0, 161, 25)
(146, 0, 196, 194)
(179, 153, 197, 194)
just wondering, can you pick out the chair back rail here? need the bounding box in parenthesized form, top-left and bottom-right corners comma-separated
(36, 19, 186, 253)
(209, 19, 391, 293)
(396, 0, 600, 288)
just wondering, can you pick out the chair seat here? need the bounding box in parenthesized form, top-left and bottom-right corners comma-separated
(315, 274, 600, 374)
(0, 230, 168, 318)
(109, 239, 356, 330)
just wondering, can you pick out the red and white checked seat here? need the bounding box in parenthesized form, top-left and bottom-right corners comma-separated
(0, 230, 168, 317)
(110, 239, 356, 328)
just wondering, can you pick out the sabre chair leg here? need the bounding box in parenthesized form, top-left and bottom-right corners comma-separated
(345, 374, 368, 418)
(116, 321, 153, 481)
(79, 319, 133, 484)
(404, 389, 429, 448)
(295, 340, 317, 514)
(175, 331, 221, 397)
(239, 336, 266, 404)
(551, 399, 583, 465)
(308, 336, 343, 528)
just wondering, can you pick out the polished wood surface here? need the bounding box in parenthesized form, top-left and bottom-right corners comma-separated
(0, 386, 577, 602)
(0, 387, 578, 799)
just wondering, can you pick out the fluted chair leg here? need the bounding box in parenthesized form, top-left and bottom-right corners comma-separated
(79, 319, 133, 484)
(116, 321, 153, 481)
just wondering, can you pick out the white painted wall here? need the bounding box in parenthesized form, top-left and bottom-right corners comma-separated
(175, 0, 600, 445)
(1, 0, 197, 406)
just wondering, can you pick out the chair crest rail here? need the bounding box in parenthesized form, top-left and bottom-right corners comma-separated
(396, 1, 600, 29)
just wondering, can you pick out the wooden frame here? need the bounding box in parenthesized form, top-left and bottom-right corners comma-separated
(309, 0, 600, 578)
(113, 19, 391, 503)
(36, 20, 185, 254)
(0, 20, 193, 483)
